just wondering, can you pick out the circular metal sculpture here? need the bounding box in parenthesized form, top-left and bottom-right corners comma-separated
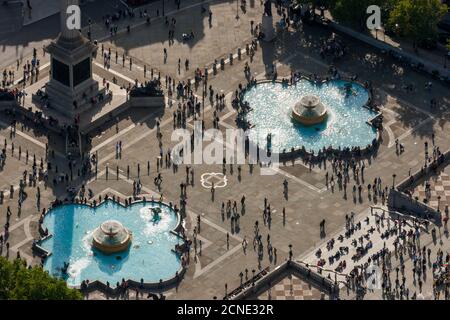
(92, 220, 132, 254)
(292, 95, 328, 126)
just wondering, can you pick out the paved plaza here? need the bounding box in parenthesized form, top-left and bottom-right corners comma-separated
(0, 0, 449, 300)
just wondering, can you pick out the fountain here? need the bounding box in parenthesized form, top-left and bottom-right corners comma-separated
(242, 80, 377, 153)
(40, 201, 182, 287)
(92, 220, 132, 254)
(292, 95, 328, 126)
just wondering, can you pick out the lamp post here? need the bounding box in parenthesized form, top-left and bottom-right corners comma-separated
(236, 0, 239, 19)
(88, 18, 92, 41)
(202, 79, 206, 119)
(392, 174, 396, 189)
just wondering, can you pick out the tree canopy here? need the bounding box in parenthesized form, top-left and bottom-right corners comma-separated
(296, 0, 447, 43)
(293, 0, 334, 7)
(387, 0, 448, 44)
(328, 0, 397, 30)
(0, 257, 82, 300)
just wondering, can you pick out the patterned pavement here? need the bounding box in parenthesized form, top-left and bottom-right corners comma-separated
(413, 170, 450, 211)
(1, 0, 450, 301)
(257, 275, 327, 300)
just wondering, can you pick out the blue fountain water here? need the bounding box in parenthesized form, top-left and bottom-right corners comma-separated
(243, 80, 378, 153)
(40, 200, 182, 287)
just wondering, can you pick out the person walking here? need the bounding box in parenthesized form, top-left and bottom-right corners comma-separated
(208, 10, 213, 27)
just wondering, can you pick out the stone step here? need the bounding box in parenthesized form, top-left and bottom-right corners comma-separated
(33, 81, 108, 118)
(44, 85, 107, 118)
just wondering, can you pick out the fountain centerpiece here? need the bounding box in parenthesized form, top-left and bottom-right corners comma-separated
(151, 207, 162, 223)
(92, 220, 132, 254)
(292, 95, 328, 126)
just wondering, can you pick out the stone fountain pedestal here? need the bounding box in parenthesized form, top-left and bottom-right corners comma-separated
(292, 95, 328, 125)
(92, 220, 132, 254)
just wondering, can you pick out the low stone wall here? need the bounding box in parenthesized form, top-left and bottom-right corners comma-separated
(32, 240, 51, 258)
(79, 96, 164, 133)
(229, 260, 339, 300)
(1, 103, 65, 135)
(388, 189, 441, 223)
(129, 96, 165, 108)
(2, 95, 164, 136)
(275, 133, 380, 162)
(396, 151, 450, 192)
(387, 149, 450, 223)
(80, 101, 131, 134)
(79, 264, 186, 295)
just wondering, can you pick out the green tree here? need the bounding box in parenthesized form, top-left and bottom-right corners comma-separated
(0, 257, 82, 300)
(329, 0, 389, 30)
(293, 0, 334, 8)
(330, 0, 364, 28)
(387, 0, 447, 46)
(292, 0, 335, 19)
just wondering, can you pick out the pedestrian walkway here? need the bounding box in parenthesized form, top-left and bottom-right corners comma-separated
(22, 0, 59, 26)
(319, 10, 450, 79)
(0, 1, 24, 36)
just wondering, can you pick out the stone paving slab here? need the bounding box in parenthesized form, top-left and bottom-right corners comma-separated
(0, 0, 450, 301)
(413, 166, 450, 212)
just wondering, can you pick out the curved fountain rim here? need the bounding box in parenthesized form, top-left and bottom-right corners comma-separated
(38, 198, 185, 290)
(239, 75, 382, 162)
(241, 77, 372, 114)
